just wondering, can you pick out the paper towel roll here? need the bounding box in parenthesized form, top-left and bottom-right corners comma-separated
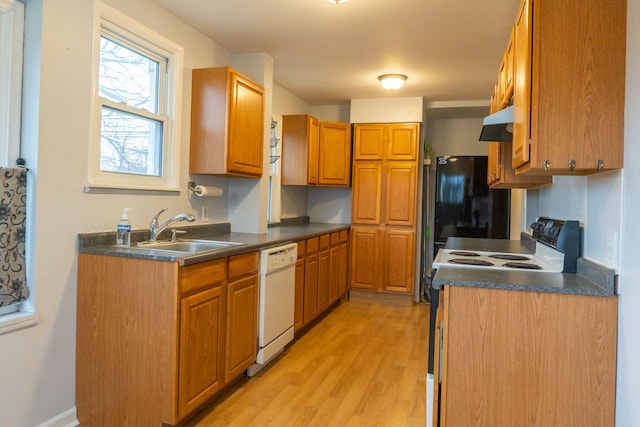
(193, 185, 223, 197)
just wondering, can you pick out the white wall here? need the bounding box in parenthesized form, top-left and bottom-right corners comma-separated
(425, 116, 488, 158)
(0, 0, 234, 425)
(616, 0, 640, 423)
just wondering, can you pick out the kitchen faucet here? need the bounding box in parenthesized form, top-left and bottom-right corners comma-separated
(148, 208, 196, 242)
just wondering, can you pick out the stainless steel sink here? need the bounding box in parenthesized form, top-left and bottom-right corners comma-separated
(128, 239, 246, 255)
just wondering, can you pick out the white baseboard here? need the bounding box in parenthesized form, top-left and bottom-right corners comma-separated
(37, 407, 79, 427)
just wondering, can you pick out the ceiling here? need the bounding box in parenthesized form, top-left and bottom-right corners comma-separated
(153, 0, 521, 110)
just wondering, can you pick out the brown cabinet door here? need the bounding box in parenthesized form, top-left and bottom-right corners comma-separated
(227, 72, 265, 176)
(512, 0, 532, 169)
(303, 237, 319, 324)
(317, 247, 330, 312)
(351, 163, 383, 224)
(353, 124, 385, 160)
(382, 228, 415, 293)
(178, 285, 226, 417)
(386, 124, 419, 160)
(307, 117, 320, 184)
(318, 121, 351, 186)
(225, 274, 258, 383)
(337, 239, 349, 297)
(384, 162, 417, 226)
(349, 226, 381, 290)
(294, 257, 305, 332)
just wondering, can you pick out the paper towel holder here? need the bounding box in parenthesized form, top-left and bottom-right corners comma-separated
(187, 181, 199, 194)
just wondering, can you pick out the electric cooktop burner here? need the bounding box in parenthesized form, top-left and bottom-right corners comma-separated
(502, 262, 543, 270)
(449, 251, 481, 257)
(448, 258, 495, 266)
(488, 254, 531, 261)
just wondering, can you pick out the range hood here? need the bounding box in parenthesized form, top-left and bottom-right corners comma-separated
(478, 105, 514, 142)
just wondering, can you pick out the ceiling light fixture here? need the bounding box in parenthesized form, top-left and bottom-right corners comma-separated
(378, 74, 408, 90)
(327, 0, 348, 3)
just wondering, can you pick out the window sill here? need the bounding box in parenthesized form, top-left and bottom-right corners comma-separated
(0, 310, 40, 335)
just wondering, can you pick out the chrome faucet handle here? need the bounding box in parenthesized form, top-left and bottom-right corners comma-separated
(151, 207, 169, 227)
(171, 229, 187, 241)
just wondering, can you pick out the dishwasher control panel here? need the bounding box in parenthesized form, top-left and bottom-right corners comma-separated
(260, 242, 298, 274)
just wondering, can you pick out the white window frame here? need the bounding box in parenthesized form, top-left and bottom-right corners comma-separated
(0, 0, 39, 333)
(87, 2, 183, 192)
(0, 0, 24, 167)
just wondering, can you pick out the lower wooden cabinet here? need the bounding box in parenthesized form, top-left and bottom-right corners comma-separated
(293, 240, 305, 332)
(76, 251, 259, 427)
(297, 230, 350, 329)
(178, 284, 226, 417)
(434, 285, 618, 427)
(350, 225, 414, 294)
(225, 252, 259, 383)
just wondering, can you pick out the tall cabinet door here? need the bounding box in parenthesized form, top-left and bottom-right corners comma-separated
(351, 163, 383, 224)
(384, 162, 417, 226)
(307, 117, 320, 184)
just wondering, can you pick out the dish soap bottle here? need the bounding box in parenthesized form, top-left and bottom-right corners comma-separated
(116, 208, 131, 246)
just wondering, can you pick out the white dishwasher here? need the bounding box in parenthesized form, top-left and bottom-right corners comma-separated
(247, 242, 298, 376)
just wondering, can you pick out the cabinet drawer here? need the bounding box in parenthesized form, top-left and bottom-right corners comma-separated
(340, 230, 348, 243)
(330, 232, 340, 246)
(297, 240, 306, 259)
(180, 258, 226, 295)
(319, 234, 331, 250)
(228, 252, 258, 281)
(306, 237, 319, 254)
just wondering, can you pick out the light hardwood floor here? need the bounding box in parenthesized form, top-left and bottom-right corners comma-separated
(185, 300, 430, 427)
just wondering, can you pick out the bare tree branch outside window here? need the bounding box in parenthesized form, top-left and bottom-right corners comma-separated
(98, 35, 164, 176)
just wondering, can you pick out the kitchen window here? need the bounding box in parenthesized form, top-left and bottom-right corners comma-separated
(0, 0, 23, 167)
(87, 3, 183, 192)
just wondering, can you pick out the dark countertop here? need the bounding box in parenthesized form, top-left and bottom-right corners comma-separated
(78, 222, 350, 266)
(432, 237, 617, 297)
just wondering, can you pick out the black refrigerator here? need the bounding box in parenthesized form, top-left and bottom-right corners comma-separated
(433, 156, 510, 256)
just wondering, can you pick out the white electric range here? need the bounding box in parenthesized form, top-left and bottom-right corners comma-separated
(426, 217, 581, 427)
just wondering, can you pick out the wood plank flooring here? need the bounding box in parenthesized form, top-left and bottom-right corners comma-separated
(185, 300, 430, 427)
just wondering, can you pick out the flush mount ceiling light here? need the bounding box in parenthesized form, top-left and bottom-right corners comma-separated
(378, 74, 408, 90)
(327, 0, 348, 3)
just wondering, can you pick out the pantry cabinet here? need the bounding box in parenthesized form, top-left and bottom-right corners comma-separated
(282, 115, 351, 187)
(190, 66, 265, 177)
(433, 285, 617, 427)
(350, 123, 419, 299)
(510, 0, 625, 175)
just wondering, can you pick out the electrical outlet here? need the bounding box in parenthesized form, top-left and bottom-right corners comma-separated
(201, 206, 209, 223)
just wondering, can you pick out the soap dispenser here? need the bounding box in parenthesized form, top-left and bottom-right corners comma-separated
(116, 208, 131, 246)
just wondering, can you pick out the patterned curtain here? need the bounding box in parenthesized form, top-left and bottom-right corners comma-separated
(0, 167, 28, 308)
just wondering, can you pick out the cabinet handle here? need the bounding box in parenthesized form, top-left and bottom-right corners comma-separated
(543, 160, 550, 171)
(569, 160, 576, 171)
(596, 159, 604, 170)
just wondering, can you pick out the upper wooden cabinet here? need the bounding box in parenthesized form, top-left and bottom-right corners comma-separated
(190, 66, 265, 177)
(354, 123, 418, 161)
(511, 0, 625, 175)
(282, 115, 351, 187)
